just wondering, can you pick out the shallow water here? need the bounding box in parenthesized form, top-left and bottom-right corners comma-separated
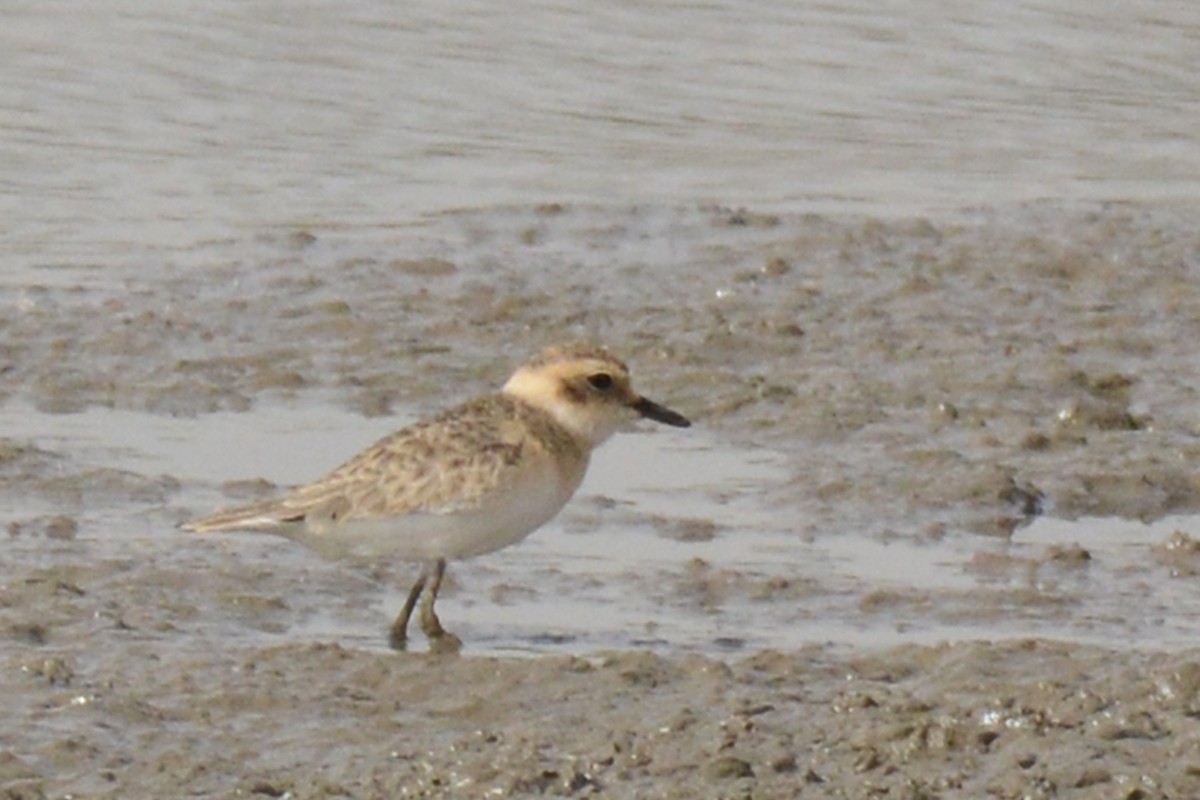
(7, 400, 1199, 658)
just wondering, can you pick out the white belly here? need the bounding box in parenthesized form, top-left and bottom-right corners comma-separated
(288, 460, 578, 563)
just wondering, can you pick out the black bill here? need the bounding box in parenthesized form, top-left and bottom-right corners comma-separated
(633, 396, 692, 428)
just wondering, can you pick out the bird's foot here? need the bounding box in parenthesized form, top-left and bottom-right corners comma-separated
(420, 606, 462, 653)
(387, 623, 410, 652)
(427, 630, 463, 654)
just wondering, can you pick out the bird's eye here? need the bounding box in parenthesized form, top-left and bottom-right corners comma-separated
(587, 373, 614, 391)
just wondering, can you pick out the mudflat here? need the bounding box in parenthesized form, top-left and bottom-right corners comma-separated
(4, 203, 1200, 798)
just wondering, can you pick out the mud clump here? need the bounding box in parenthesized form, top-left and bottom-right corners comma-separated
(3, 636, 1199, 798)
(1152, 530, 1200, 576)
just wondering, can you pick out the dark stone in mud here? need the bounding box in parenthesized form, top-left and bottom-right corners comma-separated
(706, 755, 754, 780)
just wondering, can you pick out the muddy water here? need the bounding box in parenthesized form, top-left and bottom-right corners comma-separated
(11, 400, 1199, 657)
(5, 2, 1199, 262)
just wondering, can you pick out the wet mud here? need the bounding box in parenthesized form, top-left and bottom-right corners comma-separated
(5, 202, 1200, 797)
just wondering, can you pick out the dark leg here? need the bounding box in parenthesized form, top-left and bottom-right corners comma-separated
(389, 565, 429, 651)
(419, 557, 462, 652)
(418, 557, 447, 638)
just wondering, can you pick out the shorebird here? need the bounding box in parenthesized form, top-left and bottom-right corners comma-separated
(182, 344, 691, 650)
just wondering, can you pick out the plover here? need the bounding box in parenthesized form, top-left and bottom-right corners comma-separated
(182, 344, 691, 650)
